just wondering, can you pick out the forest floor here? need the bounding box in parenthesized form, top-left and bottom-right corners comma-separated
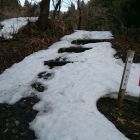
(112, 36, 140, 63)
(0, 18, 139, 140)
(97, 97, 140, 140)
(0, 31, 66, 74)
(0, 96, 139, 140)
(0, 35, 140, 74)
(0, 17, 72, 74)
(0, 96, 39, 140)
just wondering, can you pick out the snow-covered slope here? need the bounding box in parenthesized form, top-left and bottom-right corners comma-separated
(62, 30, 113, 41)
(0, 31, 139, 140)
(0, 17, 38, 39)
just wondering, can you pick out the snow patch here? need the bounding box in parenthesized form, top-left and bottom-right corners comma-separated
(61, 30, 113, 42)
(0, 30, 139, 140)
(0, 17, 38, 39)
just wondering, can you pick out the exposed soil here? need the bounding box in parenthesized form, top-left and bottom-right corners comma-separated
(58, 46, 91, 53)
(0, 21, 73, 74)
(97, 97, 140, 140)
(38, 71, 54, 80)
(112, 36, 140, 63)
(71, 39, 113, 44)
(44, 57, 73, 69)
(31, 82, 46, 92)
(71, 36, 140, 63)
(0, 96, 39, 140)
(0, 37, 49, 74)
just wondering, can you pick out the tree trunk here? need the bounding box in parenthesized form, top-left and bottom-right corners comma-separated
(0, 0, 4, 20)
(37, 0, 50, 29)
(53, 0, 61, 19)
(77, 0, 82, 30)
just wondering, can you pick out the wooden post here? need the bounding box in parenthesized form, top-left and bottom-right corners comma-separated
(138, 93, 140, 111)
(138, 76, 140, 110)
(117, 50, 135, 107)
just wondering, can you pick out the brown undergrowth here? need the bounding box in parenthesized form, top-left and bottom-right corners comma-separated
(112, 35, 140, 63)
(0, 20, 73, 74)
(97, 97, 140, 140)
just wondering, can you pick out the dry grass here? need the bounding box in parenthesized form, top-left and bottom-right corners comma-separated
(0, 20, 73, 74)
(112, 35, 140, 63)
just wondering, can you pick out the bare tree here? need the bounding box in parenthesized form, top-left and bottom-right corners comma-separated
(77, 0, 82, 29)
(63, 0, 83, 29)
(37, 0, 51, 29)
(52, 0, 62, 19)
(0, 0, 4, 20)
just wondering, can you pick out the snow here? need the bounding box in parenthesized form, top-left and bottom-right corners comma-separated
(0, 17, 38, 39)
(0, 30, 139, 140)
(62, 30, 113, 42)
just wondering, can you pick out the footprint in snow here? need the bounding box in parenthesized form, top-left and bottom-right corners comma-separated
(37, 71, 54, 80)
(31, 82, 46, 92)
